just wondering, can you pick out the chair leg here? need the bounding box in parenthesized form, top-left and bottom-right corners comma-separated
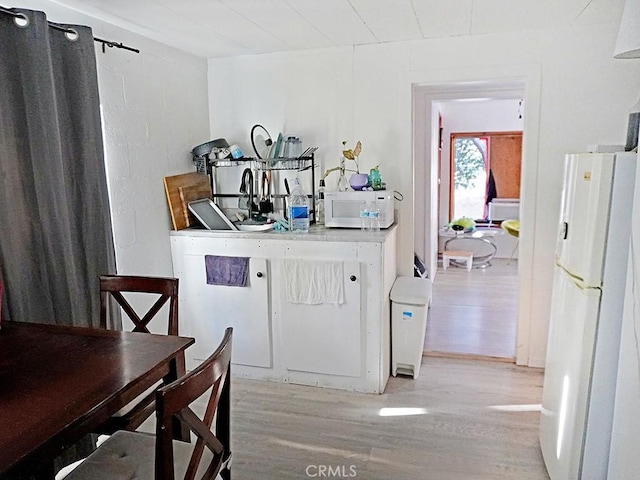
(221, 466, 231, 480)
(507, 239, 519, 265)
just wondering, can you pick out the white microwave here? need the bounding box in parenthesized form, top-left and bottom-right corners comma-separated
(324, 191, 394, 229)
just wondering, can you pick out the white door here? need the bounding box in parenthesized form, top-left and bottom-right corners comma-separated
(557, 154, 614, 286)
(540, 267, 602, 480)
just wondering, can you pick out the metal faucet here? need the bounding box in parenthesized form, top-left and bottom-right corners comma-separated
(240, 168, 255, 216)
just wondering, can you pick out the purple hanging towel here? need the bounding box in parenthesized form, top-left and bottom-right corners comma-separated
(205, 255, 250, 287)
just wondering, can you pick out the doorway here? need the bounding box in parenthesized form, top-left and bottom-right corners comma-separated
(413, 81, 531, 363)
(435, 102, 523, 360)
(424, 258, 518, 359)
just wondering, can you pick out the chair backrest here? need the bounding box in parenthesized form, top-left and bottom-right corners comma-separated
(100, 275, 179, 335)
(155, 327, 233, 480)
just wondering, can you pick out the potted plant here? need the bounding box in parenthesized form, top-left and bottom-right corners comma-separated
(343, 141, 369, 190)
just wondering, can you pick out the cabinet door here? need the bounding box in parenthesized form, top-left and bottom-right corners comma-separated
(280, 260, 361, 377)
(180, 255, 271, 369)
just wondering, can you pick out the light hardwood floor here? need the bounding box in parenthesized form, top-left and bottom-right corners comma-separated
(135, 259, 549, 479)
(226, 357, 549, 479)
(424, 258, 518, 359)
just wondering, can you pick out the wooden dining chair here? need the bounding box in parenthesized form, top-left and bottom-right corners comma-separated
(98, 274, 179, 433)
(100, 274, 179, 334)
(64, 327, 233, 480)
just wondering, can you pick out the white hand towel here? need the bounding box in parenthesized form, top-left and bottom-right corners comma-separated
(282, 259, 344, 305)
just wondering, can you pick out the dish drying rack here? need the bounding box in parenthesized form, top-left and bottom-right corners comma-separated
(193, 147, 318, 173)
(192, 149, 319, 224)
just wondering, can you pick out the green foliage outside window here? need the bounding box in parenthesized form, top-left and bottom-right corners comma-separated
(454, 138, 485, 189)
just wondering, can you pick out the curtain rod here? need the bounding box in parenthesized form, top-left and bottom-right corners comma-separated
(0, 5, 139, 54)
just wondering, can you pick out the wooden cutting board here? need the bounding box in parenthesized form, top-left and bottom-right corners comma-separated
(163, 173, 211, 230)
(179, 183, 212, 228)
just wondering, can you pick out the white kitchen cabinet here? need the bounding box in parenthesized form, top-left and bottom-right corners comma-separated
(170, 225, 397, 393)
(179, 255, 271, 368)
(170, 237, 275, 371)
(279, 259, 361, 378)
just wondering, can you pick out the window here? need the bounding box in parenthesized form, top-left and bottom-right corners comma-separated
(451, 136, 488, 220)
(449, 132, 522, 222)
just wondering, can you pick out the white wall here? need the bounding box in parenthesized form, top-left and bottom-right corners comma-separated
(14, 0, 210, 278)
(97, 38, 209, 277)
(207, 10, 640, 367)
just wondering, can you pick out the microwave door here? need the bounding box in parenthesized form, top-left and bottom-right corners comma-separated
(333, 200, 362, 219)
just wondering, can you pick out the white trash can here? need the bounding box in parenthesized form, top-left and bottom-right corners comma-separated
(391, 276, 432, 379)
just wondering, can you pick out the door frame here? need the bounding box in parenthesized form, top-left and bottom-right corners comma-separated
(412, 72, 542, 367)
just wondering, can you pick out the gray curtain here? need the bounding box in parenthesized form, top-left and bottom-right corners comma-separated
(0, 8, 116, 328)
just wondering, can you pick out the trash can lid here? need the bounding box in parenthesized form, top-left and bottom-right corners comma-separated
(390, 277, 432, 305)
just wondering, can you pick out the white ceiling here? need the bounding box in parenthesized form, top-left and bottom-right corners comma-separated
(49, 0, 618, 59)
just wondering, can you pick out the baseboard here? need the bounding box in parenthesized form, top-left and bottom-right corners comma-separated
(423, 350, 516, 364)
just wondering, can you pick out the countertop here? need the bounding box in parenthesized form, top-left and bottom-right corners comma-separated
(170, 223, 398, 242)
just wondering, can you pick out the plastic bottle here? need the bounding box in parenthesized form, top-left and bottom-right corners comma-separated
(360, 202, 369, 231)
(288, 177, 309, 233)
(376, 198, 385, 227)
(316, 179, 325, 226)
(368, 201, 380, 232)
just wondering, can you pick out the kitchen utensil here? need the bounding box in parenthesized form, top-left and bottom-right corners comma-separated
(238, 192, 250, 211)
(259, 171, 273, 214)
(283, 177, 291, 220)
(298, 146, 318, 158)
(179, 182, 213, 227)
(271, 133, 284, 158)
(188, 199, 238, 231)
(236, 221, 274, 232)
(284, 136, 302, 158)
(191, 138, 230, 160)
(211, 147, 231, 159)
(251, 124, 273, 159)
(239, 168, 255, 213)
(163, 172, 211, 230)
(283, 137, 292, 158)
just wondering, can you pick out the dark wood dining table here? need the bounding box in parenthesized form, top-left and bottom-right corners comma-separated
(0, 321, 194, 479)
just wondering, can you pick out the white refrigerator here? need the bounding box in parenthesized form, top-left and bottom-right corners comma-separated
(540, 152, 637, 480)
